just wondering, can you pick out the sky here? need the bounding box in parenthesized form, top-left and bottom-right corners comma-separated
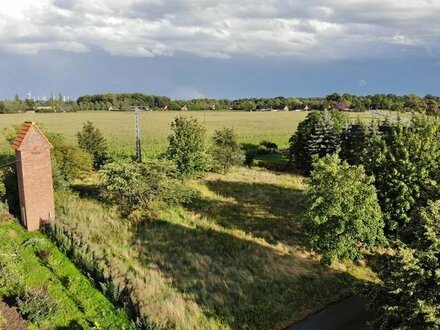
(0, 0, 439, 100)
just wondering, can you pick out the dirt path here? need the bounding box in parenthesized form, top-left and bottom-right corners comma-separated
(286, 296, 373, 330)
(0, 300, 27, 330)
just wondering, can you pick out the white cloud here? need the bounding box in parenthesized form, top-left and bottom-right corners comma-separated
(0, 0, 439, 60)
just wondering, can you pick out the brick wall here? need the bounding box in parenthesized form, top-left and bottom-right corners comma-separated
(15, 125, 55, 231)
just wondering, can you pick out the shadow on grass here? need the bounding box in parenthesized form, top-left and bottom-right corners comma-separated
(188, 180, 305, 248)
(132, 219, 363, 330)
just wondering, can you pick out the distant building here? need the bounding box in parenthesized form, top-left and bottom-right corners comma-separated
(180, 105, 188, 111)
(283, 105, 289, 111)
(25, 108, 35, 114)
(304, 105, 310, 111)
(333, 103, 350, 112)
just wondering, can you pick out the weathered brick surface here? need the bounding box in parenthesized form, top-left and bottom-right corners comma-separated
(13, 123, 55, 231)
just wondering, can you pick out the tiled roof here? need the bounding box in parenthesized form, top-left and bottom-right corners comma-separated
(11, 121, 52, 151)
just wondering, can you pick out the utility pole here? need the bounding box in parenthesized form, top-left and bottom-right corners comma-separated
(135, 107, 142, 163)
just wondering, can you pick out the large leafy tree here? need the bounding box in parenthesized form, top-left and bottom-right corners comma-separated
(289, 110, 348, 174)
(166, 116, 211, 178)
(362, 116, 440, 233)
(77, 121, 109, 169)
(370, 200, 440, 330)
(302, 154, 385, 264)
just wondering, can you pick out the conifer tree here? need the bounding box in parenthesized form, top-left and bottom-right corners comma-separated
(77, 121, 109, 169)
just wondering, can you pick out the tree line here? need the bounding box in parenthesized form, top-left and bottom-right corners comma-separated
(2, 92, 440, 114)
(76, 92, 440, 113)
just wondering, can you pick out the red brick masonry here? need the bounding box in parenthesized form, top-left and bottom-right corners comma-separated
(12, 122, 55, 231)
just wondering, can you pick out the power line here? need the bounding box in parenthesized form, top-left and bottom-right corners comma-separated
(0, 158, 18, 169)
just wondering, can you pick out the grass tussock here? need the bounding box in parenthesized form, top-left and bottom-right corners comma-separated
(50, 167, 375, 329)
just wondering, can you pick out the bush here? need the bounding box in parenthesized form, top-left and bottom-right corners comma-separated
(166, 116, 211, 178)
(302, 154, 385, 264)
(17, 287, 56, 325)
(259, 140, 278, 153)
(101, 160, 195, 221)
(211, 128, 244, 173)
(0, 257, 25, 297)
(77, 121, 109, 169)
(52, 143, 93, 183)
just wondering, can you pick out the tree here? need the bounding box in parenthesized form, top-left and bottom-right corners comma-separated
(166, 116, 211, 178)
(362, 116, 440, 233)
(211, 128, 244, 173)
(339, 120, 368, 165)
(369, 200, 440, 330)
(77, 121, 109, 169)
(302, 154, 385, 264)
(289, 110, 348, 174)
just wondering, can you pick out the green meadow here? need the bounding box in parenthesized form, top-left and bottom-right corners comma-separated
(0, 111, 373, 157)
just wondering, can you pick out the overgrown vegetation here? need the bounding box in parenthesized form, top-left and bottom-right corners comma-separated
(211, 128, 244, 173)
(42, 167, 375, 330)
(101, 160, 195, 221)
(0, 220, 134, 329)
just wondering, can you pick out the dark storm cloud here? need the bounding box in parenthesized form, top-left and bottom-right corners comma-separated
(0, 0, 439, 59)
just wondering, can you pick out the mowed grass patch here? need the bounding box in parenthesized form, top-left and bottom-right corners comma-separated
(0, 220, 134, 329)
(53, 167, 376, 329)
(0, 111, 373, 157)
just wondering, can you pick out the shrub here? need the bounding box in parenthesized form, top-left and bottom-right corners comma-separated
(259, 140, 278, 153)
(77, 121, 109, 169)
(166, 116, 211, 178)
(211, 128, 244, 173)
(302, 154, 385, 264)
(52, 144, 93, 183)
(241, 143, 265, 167)
(0, 258, 25, 297)
(101, 160, 195, 221)
(17, 287, 56, 325)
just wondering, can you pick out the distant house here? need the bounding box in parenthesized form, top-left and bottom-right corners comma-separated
(180, 105, 188, 111)
(25, 108, 35, 114)
(283, 105, 289, 111)
(333, 103, 350, 112)
(160, 105, 168, 111)
(303, 105, 310, 111)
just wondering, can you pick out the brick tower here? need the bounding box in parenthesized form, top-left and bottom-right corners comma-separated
(11, 122, 55, 231)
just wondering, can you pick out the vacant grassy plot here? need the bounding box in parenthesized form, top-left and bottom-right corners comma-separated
(52, 167, 376, 330)
(0, 111, 373, 157)
(0, 220, 134, 329)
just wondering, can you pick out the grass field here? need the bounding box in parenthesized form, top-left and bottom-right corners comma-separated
(50, 167, 376, 330)
(0, 220, 134, 329)
(0, 111, 373, 157)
